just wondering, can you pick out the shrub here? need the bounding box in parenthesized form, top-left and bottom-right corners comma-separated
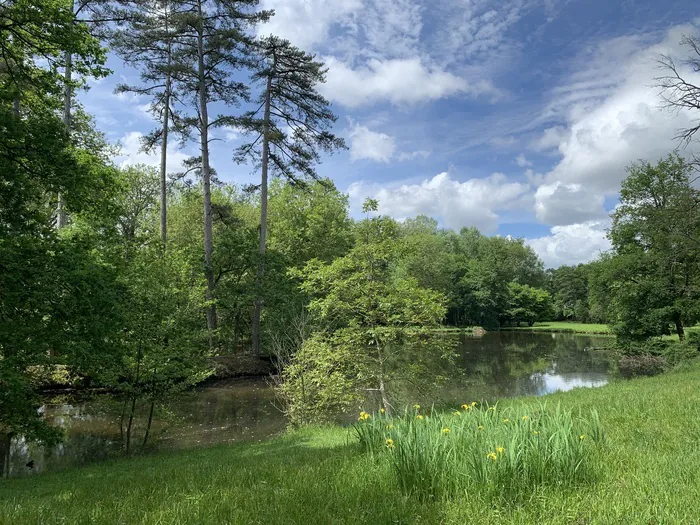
(664, 341, 700, 367)
(353, 402, 603, 502)
(617, 354, 666, 378)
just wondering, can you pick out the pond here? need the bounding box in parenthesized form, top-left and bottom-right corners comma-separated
(5, 331, 613, 477)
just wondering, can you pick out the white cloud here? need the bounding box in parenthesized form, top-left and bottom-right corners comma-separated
(530, 126, 566, 152)
(115, 131, 189, 174)
(527, 221, 611, 268)
(534, 182, 607, 225)
(258, 0, 362, 51)
(532, 23, 700, 226)
(348, 171, 531, 233)
(349, 123, 396, 163)
(322, 57, 493, 108)
(397, 150, 431, 162)
(515, 153, 532, 167)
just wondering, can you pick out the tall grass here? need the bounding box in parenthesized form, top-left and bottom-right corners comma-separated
(354, 402, 603, 502)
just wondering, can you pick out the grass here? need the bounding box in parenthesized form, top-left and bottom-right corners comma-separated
(503, 321, 612, 334)
(3, 367, 700, 523)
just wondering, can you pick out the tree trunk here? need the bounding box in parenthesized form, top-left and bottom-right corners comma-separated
(160, 6, 171, 244)
(142, 399, 155, 448)
(57, 47, 73, 229)
(160, 79, 171, 243)
(196, 0, 217, 339)
(252, 73, 273, 356)
(675, 318, 685, 341)
(0, 433, 11, 479)
(125, 394, 137, 455)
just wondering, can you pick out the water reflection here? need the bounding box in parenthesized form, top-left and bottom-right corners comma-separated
(6, 331, 613, 477)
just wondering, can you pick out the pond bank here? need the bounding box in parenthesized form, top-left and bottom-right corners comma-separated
(2, 364, 700, 523)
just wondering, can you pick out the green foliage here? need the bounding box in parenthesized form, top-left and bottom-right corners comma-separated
(279, 205, 453, 423)
(355, 403, 602, 502)
(607, 154, 700, 341)
(504, 282, 554, 326)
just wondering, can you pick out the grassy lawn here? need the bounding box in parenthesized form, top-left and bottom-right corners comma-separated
(504, 321, 612, 334)
(3, 366, 700, 524)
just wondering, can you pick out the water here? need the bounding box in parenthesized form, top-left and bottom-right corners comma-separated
(6, 331, 613, 477)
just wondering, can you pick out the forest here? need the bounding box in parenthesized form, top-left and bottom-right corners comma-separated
(3, 1, 700, 521)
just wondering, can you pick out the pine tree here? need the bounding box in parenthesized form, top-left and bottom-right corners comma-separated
(235, 36, 345, 355)
(111, 0, 184, 243)
(170, 0, 271, 340)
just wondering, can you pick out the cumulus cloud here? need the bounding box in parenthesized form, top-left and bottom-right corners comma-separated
(532, 23, 700, 226)
(527, 221, 611, 268)
(348, 171, 531, 233)
(349, 123, 396, 163)
(321, 57, 493, 108)
(534, 182, 607, 225)
(115, 131, 189, 174)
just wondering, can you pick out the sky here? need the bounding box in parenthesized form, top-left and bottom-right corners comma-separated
(80, 0, 700, 267)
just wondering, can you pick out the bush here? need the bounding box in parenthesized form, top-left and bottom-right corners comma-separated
(354, 402, 603, 502)
(664, 341, 700, 367)
(617, 354, 666, 378)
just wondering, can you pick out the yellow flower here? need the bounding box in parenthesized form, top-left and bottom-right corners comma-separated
(379, 408, 385, 414)
(385, 438, 394, 448)
(579, 434, 585, 441)
(358, 411, 370, 421)
(533, 431, 540, 436)
(416, 415, 424, 420)
(522, 415, 529, 421)
(442, 427, 451, 434)
(454, 411, 461, 416)
(503, 418, 510, 423)
(471, 401, 477, 407)
(488, 406, 496, 411)
(477, 425, 485, 431)
(487, 452, 498, 461)
(413, 404, 421, 410)
(461, 403, 471, 410)
(496, 447, 505, 454)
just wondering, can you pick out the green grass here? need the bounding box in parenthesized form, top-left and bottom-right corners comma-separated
(503, 321, 612, 334)
(4, 367, 700, 524)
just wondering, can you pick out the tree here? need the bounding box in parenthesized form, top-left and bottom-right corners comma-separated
(608, 154, 700, 340)
(505, 283, 554, 326)
(278, 199, 453, 423)
(111, 0, 185, 243)
(0, 0, 110, 475)
(116, 242, 209, 453)
(235, 36, 345, 355)
(171, 0, 270, 339)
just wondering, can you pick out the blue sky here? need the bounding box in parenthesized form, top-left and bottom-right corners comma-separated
(80, 0, 700, 267)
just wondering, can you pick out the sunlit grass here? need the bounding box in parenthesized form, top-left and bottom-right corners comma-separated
(504, 321, 612, 334)
(354, 402, 603, 502)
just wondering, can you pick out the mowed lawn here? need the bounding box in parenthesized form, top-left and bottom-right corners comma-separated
(503, 321, 612, 334)
(2, 366, 700, 524)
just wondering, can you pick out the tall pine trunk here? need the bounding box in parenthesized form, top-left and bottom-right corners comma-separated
(57, 1, 74, 230)
(251, 72, 272, 356)
(196, 0, 217, 339)
(160, 9, 172, 244)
